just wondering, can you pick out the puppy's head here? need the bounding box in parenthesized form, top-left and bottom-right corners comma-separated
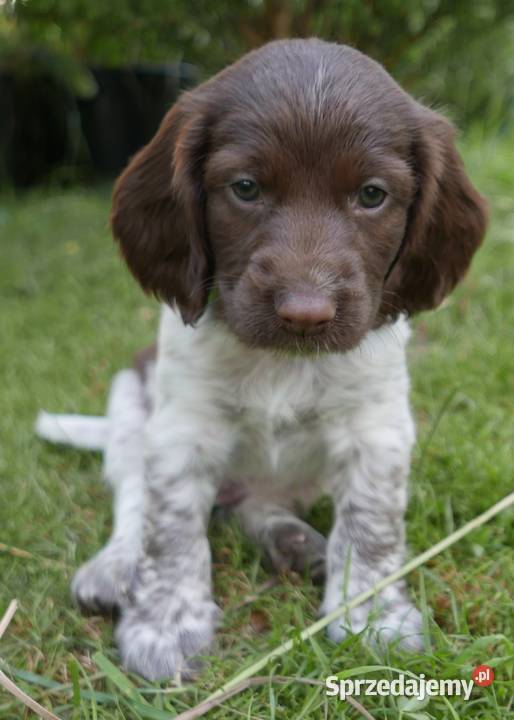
(111, 39, 487, 353)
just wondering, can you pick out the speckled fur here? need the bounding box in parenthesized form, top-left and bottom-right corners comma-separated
(86, 309, 423, 679)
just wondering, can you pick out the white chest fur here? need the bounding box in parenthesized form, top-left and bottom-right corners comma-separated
(150, 306, 414, 508)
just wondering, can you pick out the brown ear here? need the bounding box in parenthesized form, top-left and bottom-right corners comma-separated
(110, 92, 213, 324)
(382, 109, 488, 317)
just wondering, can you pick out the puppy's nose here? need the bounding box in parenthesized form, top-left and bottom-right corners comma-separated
(276, 292, 336, 333)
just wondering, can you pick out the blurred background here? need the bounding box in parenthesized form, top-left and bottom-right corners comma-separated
(1, 0, 513, 187)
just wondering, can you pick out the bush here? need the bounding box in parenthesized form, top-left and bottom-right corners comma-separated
(2, 0, 514, 128)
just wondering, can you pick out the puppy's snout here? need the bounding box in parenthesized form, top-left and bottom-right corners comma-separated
(276, 292, 336, 334)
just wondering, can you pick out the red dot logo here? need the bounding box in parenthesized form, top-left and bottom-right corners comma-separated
(472, 665, 494, 687)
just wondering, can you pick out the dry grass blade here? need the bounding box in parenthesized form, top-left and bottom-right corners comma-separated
(231, 578, 279, 610)
(0, 542, 35, 560)
(0, 600, 63, 720)
(0, 542, 68, 569)
(0, 600, 18, 640)
(344, 695, 376, 719)
(174, 675, 375, 720)
(0, 670, 63, 720)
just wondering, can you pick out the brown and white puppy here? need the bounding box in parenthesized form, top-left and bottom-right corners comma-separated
(37, 38, 487, 680)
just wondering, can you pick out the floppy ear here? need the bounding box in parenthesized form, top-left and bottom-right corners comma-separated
(110, 91, 213, 324)
(382, 109, 488, 317)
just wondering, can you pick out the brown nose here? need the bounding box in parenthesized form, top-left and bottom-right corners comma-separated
(276, 292, 336, 334)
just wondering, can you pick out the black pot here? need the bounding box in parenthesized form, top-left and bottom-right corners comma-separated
(0, 69, 78, 187)
(77, 63, 197, 175)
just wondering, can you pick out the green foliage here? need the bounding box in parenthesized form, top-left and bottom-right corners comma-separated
(1, 0, 514, 127)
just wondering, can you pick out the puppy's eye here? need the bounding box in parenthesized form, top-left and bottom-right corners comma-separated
(358, 185, 386, 209)
(231, 179, 260, 202)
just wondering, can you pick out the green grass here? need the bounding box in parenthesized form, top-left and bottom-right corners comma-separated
(0, 132, 513, 719)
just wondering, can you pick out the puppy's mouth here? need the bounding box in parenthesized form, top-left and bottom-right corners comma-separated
(236, 322, 364, 357)
(276, 321, 334, 349)
(276, 329, 349, 355)
(277, 322, 328, 339)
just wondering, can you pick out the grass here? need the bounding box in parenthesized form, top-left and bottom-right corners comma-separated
(0, 131, 513, 719)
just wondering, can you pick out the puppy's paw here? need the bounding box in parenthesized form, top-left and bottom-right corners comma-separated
(115, 600, 221, 680)
(321, 595, 425, 652)
(320, 598, 371, 643)
(71, 541, 138, 614)
(265, 519, 326, 582)
(371, 601, 425, 652)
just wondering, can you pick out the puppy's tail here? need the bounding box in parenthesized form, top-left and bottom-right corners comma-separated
(35, 411, 109, 451)
(35, 367, 151, 454)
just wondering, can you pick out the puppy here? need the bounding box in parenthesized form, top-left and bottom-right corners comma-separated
(37, 38, 487, 680)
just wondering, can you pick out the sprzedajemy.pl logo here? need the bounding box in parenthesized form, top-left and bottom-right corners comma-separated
(325, 665, 494, 702)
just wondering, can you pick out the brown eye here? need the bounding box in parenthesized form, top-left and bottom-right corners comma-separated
(231, 179, 260, 202)
(358, 185, 386, 209)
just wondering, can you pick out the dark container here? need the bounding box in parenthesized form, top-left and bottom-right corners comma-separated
(0, 62, 197, 187)
(0, 69, 77, 187)
(77, 63, 197, 175)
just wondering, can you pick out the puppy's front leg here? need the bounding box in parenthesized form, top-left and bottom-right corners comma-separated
(321, 421, 424, 651)
(116, 409, 231, 680)
(72, 369, 147, 614)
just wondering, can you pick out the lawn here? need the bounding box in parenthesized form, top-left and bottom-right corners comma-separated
(0, 132, 513, 719)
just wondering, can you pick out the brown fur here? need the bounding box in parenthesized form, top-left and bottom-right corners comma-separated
(111, 39, 487, 354)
